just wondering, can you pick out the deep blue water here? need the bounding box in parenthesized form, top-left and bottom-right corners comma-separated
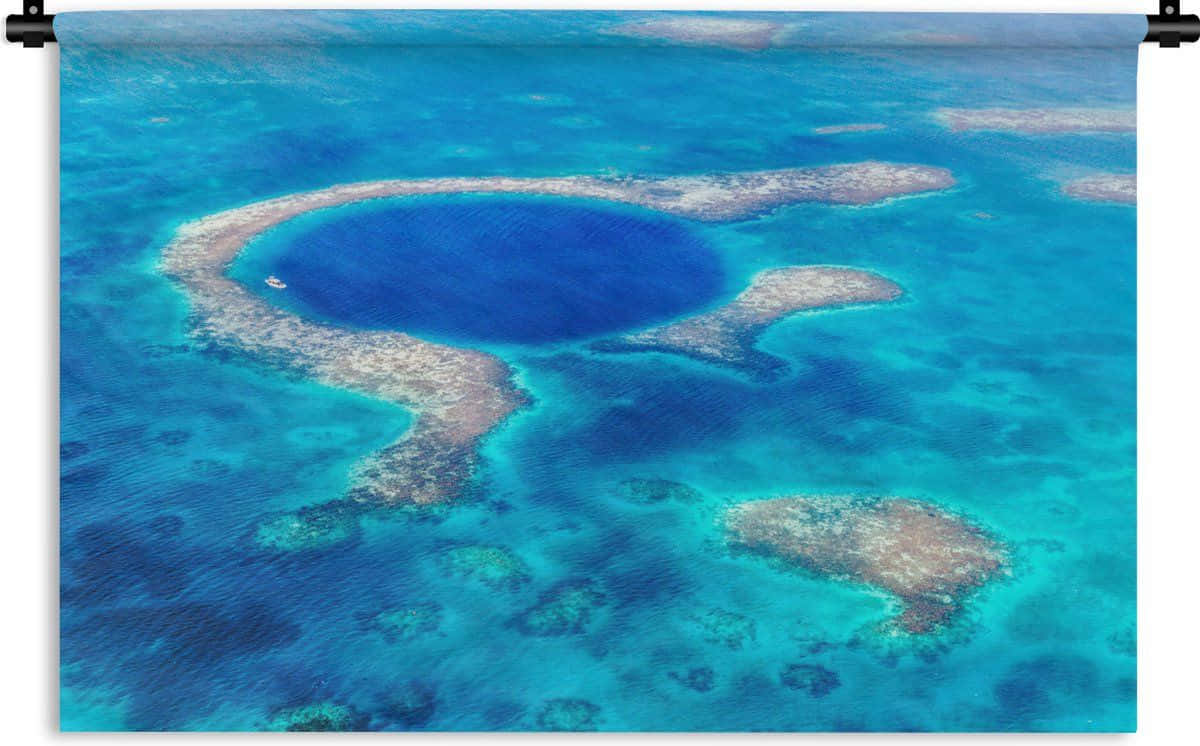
(58, 11, 1139, 732)
(233, 198, 724, 343)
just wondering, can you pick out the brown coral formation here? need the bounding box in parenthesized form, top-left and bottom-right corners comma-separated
(162, 165, 950, 517)
(726, 496, 1007, 634)
(1061, 173, 1135, 205)
(594, 266, 902, 376)
(935, 107, 1135, 134)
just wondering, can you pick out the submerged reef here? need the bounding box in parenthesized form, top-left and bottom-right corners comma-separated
(535, 698, 602, 731)
(669, 666, 716, 693)
(1107, 622, 1137, 658)
(439, 544, 531, 591)
(379, 681, 437, 729)
(514, 580, 607, 636)
(616, 477, 703, 505)
(726, 496, 1007, 634)
(261, 702, 368, 732)
(606, 16, 783, 50)
(688, 607, 757, 649)
(594, 266, 902, 377)
(358, 602, 443, 642)
(991, 654, 1101, 728)
(779, 663, 841, 698)
(935, 107, 1135, 134)
(253, 500, 360, 552)
(161, 164, 949, 530)
(1061, 173, 1136, 205)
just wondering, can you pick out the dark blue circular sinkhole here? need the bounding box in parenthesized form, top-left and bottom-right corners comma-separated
(249, 196, 725, 344)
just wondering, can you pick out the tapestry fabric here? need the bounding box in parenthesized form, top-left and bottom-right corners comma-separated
(57, 11, 1139, 732)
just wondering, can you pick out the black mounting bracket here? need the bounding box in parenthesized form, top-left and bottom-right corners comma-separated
(6, 0, 55, 47)
(1146, 0, 1200, 46)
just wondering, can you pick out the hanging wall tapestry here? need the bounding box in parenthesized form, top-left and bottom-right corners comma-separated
(58, 10, 1139, 732)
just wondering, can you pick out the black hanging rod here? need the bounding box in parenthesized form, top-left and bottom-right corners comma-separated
(1146, 0, 1200, 45)
(6, 2, 1200, 49)
(6, 0, 53, 47)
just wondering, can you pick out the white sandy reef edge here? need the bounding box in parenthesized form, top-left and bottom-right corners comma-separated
(813, 123, 888, 135)
(935, 107, 1135, 134)
(1061, 172, 1135, 205)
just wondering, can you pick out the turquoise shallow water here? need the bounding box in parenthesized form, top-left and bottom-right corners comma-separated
(58, 11, 1138, 731)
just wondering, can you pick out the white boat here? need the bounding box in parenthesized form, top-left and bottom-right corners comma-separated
(265, 275, 287, 289)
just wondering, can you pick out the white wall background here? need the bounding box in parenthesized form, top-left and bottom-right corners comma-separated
(2, 1, 1195, 741)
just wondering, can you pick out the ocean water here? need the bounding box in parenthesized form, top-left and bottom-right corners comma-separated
(230, 196, 725, 344)
(58, 11, 1139, 731)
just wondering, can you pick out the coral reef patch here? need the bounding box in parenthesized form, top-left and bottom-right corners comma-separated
(779, 663, 841, 697)
(727, 496, 1007, 634)
(440, 544, 531, 591)
(1061, 173, 1135, 205)
(688, 607, 757, 649)
(594, 266, 902, 378)
(379, 681, 437, 729)
(1107, 622, 1136, 658)
(616, 477, 703, 505)
(514, 580, 607, 636)
(261, 701, 368, 732)
(669, 666, 716, 692)
(253, 500, 360, 552)
(535, 698, 602, 731)
(358, 603, 443, 643)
